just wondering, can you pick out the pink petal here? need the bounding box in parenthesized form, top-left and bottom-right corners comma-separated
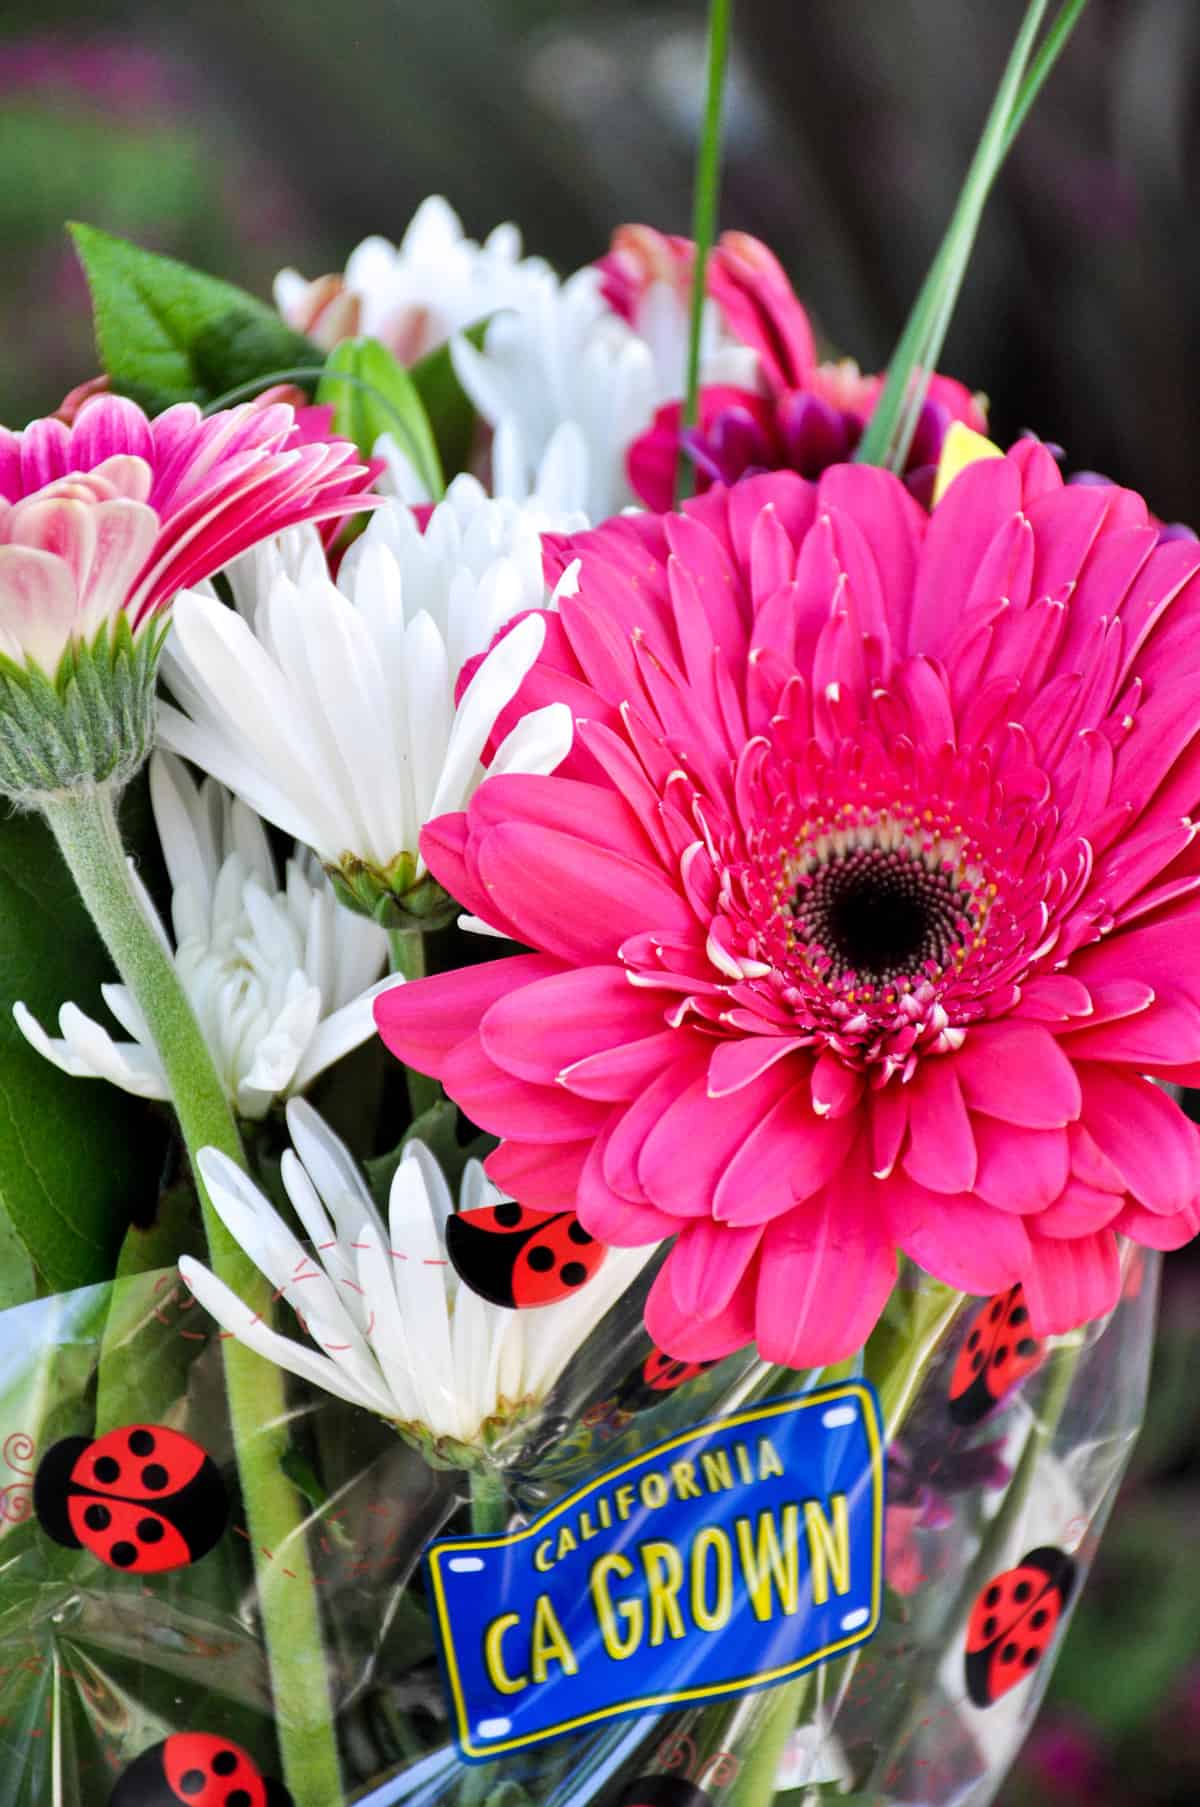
(645, 1249, 759, 1361)
(954, 1021, 1082, 1128)
(440, 1036, 612, 1143)
(755, 1183, 897, 1368)
(637, 1064, 795, 1218)
(475, 823, 695, 965)
(909, 458, 1024, 658)
(712, 1083, 857, 1225)
(602, 1043, 710, 1203)
(707, 1032, 809, 1096)
(972, 1117, 1069, 1213)
(1021, 1230, 1122, 1334)
(1112, 1198, 1200, 1251)
(479, 966, 664, 1085)
(667, 1218, 763, 1318)
(373, 954, 563, 1074)
(68, 393, 155, 469)
(0, 545, 78, 666)
(1032, 1180, 1125, 1238)
(870, 1084, 909, 1179)
(1075, 1064, 1200, 1215)
(902, 1062, 976, 1193)
(577, 1122, 680, 1244)
(884, 1169, 1030, 1293)
(559, 1032, 682, 1102)
(483, 1139, 591, 1210)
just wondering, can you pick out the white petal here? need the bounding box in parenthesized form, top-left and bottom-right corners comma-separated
(179, 1257, 393, 1416)
(12, 1000, 168, 1098)
(290, 973, 404, 1094)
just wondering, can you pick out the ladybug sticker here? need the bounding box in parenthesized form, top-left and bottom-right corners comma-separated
(965, 1546, 1076, 1708)
(612, 1779, 713, 1807)
(109, 1734, 293, 1806)
(445, 1203, 606, 1308)
(948, 1285, 1044, 1425)
(615, 1348, 720, 1415)
(34, 1423, 228, 1574)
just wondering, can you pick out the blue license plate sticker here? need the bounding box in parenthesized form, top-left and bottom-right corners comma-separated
(425, 1381, 885, 1761)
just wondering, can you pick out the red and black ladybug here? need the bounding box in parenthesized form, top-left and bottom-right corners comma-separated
(34, 1423, 228, 1574)
(445, 1203, 606, 1308)
(965, 1546, 1076, 1708)
(611, 1778, 712, 1807)
(109, 1734, 293, 1806)
(948, 1285, 1044, 1425)
(615, 1347, 720, 1415)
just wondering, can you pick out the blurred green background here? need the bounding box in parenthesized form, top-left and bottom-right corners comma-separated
(2, 1, 1199, 1799)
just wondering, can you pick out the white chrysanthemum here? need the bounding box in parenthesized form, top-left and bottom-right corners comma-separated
(274, 195, 551, 366)
(377, 417, 591, 533)
(450, 265, 660, 526)
(155, 490, 576, 909)
(179, 1101, 652, 1450)
(14, 754, 396, 1119)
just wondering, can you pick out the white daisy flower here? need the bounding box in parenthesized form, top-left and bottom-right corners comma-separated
(377, 417, 592, 532)
(274, 195, 551, 367)
(14, 754, 397, 1119)
(179, 1101, 652, 1458)
(156, 489, 576, 926)
(450, 264, 659, 526)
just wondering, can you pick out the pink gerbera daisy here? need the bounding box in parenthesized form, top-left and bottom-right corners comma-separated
(0, 390, 373, 794)
(376, 447, 1200, 1369)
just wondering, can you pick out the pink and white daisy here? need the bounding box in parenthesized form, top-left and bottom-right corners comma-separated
(0, 391, 372, 795)
(376, 447, 1200, 1370)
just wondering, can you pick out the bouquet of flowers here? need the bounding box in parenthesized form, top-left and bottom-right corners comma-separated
(1, 4, 1195, 1803)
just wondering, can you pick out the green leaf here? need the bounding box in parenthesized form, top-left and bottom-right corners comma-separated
(69, 221, 322, 413)
(317, 336, 445, 498)
(0, 808, 165, 1292)
(409, 317, 489, 482)
(365, 1098, 494, 1208)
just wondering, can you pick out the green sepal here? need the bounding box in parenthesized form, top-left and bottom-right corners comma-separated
(317, 336, 445, 498)
(0, 615, 163, 802)
(325, 849, 458, 931)
(394, 1399, 539, 1474)
(69, 221, 322, 413)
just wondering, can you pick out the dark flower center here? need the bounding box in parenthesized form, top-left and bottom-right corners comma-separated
(789, 846, 971, 986)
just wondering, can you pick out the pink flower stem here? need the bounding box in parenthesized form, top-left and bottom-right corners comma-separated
(42, 782, 344, 1807)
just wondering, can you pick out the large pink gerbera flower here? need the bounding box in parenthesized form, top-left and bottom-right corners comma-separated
(600, 225, 987, 510)
(376, 448, 1200, 1368)
(0, 391, 373, 795)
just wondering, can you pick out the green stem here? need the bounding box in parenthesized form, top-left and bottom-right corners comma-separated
(469, 1466, 510, 1536)
(857, 0, 1068, 472)
(1000, 0, 1090, 153)
(676, 0, 734, 504)
(42, 784, 343, 1807)
(388, 928, 442, 1119)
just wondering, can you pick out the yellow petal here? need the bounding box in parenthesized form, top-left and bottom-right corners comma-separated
(932, 421, 1004, 508)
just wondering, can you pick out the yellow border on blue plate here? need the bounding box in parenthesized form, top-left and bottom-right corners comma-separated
(426, 1380, 884, 1760)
